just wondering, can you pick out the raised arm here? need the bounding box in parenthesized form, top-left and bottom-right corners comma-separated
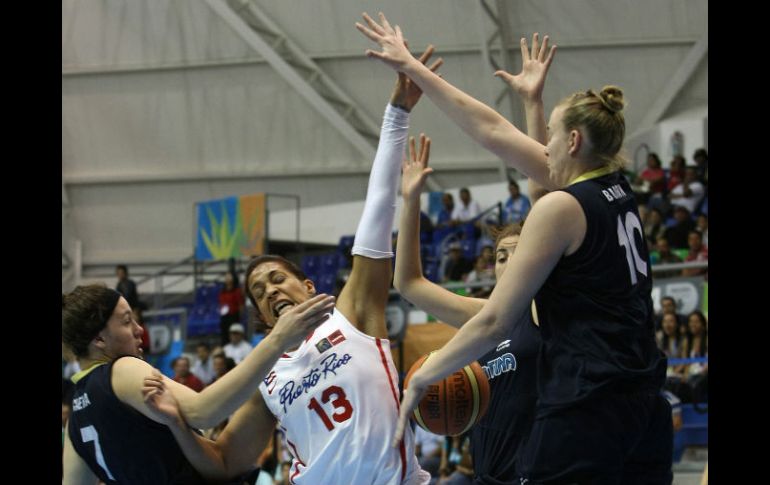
(394, 191, 585, 443)
(338, 46, 442, 338)
(113, 293, 334, 429)
(393, 134, 486, 326)
(356, 12, 557, 191)
(494, 33, 557, 204)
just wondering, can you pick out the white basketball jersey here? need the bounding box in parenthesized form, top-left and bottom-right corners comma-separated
(259, 308, 429, 485)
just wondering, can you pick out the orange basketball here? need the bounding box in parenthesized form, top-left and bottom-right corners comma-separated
(403, 351, 490, 436)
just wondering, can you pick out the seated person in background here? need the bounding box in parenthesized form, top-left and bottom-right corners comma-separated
(669, 166, 705, 215)
(436, 192, 456, 230)
(443, 242, 473, 283)
(654, 236, 683, 279)
(643, 208, 666, 248)
(503, 179, 531, 224)
(191, 342, 216, 386)
(452, 187, 482, 224)
(664, 205, 695, 250)
(222, 323, 253, 364)
(465, 255, 496, 298)
(211, 352, 236, 382)
(681, 230, 708, 277)
(172, 356, 205, 392)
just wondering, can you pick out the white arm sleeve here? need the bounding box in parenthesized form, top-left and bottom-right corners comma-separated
(351, 104, 410, 259)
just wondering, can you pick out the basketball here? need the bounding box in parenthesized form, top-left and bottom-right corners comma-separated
(404, 351, 490, 436)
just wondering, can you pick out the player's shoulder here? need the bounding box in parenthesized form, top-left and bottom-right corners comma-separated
(527, 190, 582, 224)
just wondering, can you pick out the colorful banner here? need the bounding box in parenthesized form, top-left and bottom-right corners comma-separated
(195, 193, 265, 260)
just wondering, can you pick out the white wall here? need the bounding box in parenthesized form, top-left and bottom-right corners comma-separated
(658, 107, 708, 166)
(626, 106, 707, 169)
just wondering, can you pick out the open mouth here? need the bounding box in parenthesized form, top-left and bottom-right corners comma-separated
(273, 301, 295, 319)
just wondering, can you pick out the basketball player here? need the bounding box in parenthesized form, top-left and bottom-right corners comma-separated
(393, 33, 556, 484)
(358, 13, 672, 484)
(62, 284, 334, 484)
(142, 47, 442, 484)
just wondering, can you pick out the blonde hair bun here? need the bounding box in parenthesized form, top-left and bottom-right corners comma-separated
(598, 85, 625, 113)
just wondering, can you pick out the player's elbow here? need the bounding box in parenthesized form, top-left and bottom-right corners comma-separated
(182, 406, 219, 430)
(479, 308, 510, 343)
(393, 270, 419, 294)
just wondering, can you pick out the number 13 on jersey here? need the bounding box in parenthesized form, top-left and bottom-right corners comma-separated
(308, 385, 354, 431)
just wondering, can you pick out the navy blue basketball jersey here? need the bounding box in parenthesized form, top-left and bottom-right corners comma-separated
(68, 357, 206, 484)
(470, 310, 540, 484)
(534, 170, 666, 415)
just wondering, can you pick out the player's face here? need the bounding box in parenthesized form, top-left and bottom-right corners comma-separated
(494, 235, 520, 280)
(98, 297, 144, 359)
(545, 106, 570, 186)
(248, 261, 316, 327)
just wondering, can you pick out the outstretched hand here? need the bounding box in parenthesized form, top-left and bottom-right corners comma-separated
(401, 134, 432, 201)
(356, 12, 414, 72)
(390, 45, 443, 112)
(494, 33, 556, 102)
(269, 294, 336, 350)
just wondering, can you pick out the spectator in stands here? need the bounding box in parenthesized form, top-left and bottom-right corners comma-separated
(436, 193, 456, 230)
(202, 352, 238, 441)
(681, 230, 708, 277)
(654, 236, 683, 279)
(115, 264, 140, 309)
(684, 311, 708, 391)
(639, 152, 666, 196)
(692, 148, 708, 183)
(219, 270, 245, 346)
(666, 155, 686, 193)
(664, 205, 695, 250)
(452, 187, 482, 224)
(669, 166, 705, 215)
(443, 242, 473, 283)
(696, 214, 708, 247)
(479, 243, 495, 268)
(191, 342, 216, 385)
(655, 296, 687, 335)
(657, 313, 687, 378)
(465, 255, 495, 298)
(503, 179, 531, 224)
(223, 323, 252, 364)
(644, 208, 667, 248)
(212, 352, 236, 381)
(171, 356, 205, 392)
